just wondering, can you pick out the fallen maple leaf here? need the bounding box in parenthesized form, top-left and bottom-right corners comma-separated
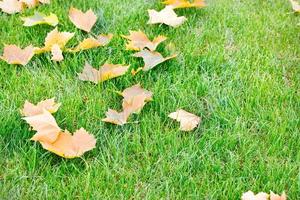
(69, 34, 113, 52)
(39, 128, 96, 158)
(133, 49, 176, 71)
(51, 44, 64, 61)
(122, 30, 167, 51)
(36, 28, 74, 54)
(103, 84, 153, 125)
(121, 84, 153, 113)
(102, 109, 131, 126)
(21, 98, 61, 117)
(21, 12, 59, 27)
(169, 109, 201, 131)
(270, 191, 287, 200)
(163, 0, 206, 9)
(78, 62, 129, 84)
(290, 0, 300, 12)
(0, 44, 35, 66)
(69, 7, 97, 32)
(0, 0, 24, 14)
(23, 110, 61, 143)
(148, 6, 187, 27)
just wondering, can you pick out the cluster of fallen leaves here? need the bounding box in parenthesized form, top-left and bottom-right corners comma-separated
(0, 0, 49, 14)
(242, 191, 286, 200)
(0, 7, 113, 64)
(21, 98, 96, 158)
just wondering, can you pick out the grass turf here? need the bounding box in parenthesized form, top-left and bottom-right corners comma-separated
(0, 0, 300, 199)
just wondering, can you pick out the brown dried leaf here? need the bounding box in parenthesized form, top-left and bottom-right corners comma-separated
(148, 6, 187, 27)
(0, 45, 35, 66)
(169, 109, 201, 131)
(40, 128, 96, 158)
(133, 49, 176, 71)
(69, 7, 97, 32)
(123, 30, 167, 51)
(21, 98, 61, 117)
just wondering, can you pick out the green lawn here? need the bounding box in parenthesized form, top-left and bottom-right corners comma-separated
(0, 0, 299, 199)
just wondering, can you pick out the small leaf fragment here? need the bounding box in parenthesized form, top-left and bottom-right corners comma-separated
(69, 7, 97, 32)
(122, 30, 167, 51)
(133, 49, 176, 71)
(169, 109, 201, 131)
(148, 6, 187, 27)
(51, 44, 64, 62)
(0, 44, 35, 66)
(21, 98, 61, 117)
(241, 191, 269, 200)
(21, 12, 59, 27)
(270, 191, 287, 200)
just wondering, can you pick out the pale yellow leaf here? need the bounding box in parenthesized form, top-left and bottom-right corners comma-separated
(23, 110, 61, 143)
(21, 98, 61, 117)
(69, 7, 97, 32)
(148, 6, 187, 27)
(122, 30, 167, 51)
(169, 109, 201, 131)
(0, 0, 24, 14)
(0, 44, 35, 66)
(133, 49, 176, 71)
(40, 128, 96, 158)
(21, 12, 59, 27)
(51, 44, 64, 62)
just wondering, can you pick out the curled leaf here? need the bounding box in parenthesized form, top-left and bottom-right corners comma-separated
(148, 6, 187, 27)
(163, 0, 206, 9)
(0, 44, 35, 66)
(169, 109, 201, 131)
(40, 128, 96, 159)
(102, 109, 131, 126)
(122, 30, 167, 51)
(69, 7, 97, 32)
(69, 34, 113, 52)
(23, 110, 61, 143)
(133, 49, 176, 71)
(21, 98, 61, 117)
(21, 12, 59, 27)
(78, 62, 129, 84)
(0, 0, 24, 14)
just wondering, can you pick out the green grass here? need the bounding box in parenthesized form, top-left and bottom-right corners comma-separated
(0, 0, 300, 199)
